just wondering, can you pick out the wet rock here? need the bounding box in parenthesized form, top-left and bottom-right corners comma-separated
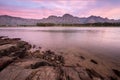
(109, 76, 118, 80)
(3, 38, 10, 40)
(80, 56, 85, 60)
(0, 39, 31, 58)
(12, 48, 27, 58)
(0, 57, 15, 71)
(57, 67, 81, 80)
(90, 59, 98, 64)
(74, 67, 92, 80)
(30, 50, 43, 58)
(38, 46, 42, 49)
(26, 66, 58, 80)
(34, 50, 40, 54)
(56, 67, 65, 80)
(0, 41, 10, 45)
(0, 36, 6, 39)
(35, 50, 65, 66)
(31, 61, 52, 69)
(9, 46, 16, 52)
(13, 58, 45, 69)
(112, 69, 120, 77)
(32, 45, 36, 48)
(66, 75, 73, 80)
(17, 41, 31, 50)
(0, 66, 33, 80)
(12, 38, 21, 41)
(76, 63, 81, 67)
(0, 50, 8, 57)
(86, 68, 103, 80)
(0, 36, 8, 40)
(0, 46, 28, 58)
(64, 67, 81, 80)
(24, 43, 32, 50)
(43, 50, 64, 65)
(0, 45, 18, 57)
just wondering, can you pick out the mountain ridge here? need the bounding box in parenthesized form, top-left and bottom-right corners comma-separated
(0, 14, 120, 26)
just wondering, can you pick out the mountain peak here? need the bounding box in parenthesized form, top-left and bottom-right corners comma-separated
(48, 15, 57, 19)
(89, 15, 102, 18)
(0, 15, 23, 19)
(0, 15, 12, 18)
(62, 14, 73, 17)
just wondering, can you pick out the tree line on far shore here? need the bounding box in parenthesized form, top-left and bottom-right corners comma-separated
(36, 22, 120, 27)
(1, 22, 120, 27)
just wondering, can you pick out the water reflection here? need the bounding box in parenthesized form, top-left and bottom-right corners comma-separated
(0, 27, 106, 33)
(0, 27, 120, 61)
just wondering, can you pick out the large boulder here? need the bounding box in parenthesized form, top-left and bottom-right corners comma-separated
(0, 66, 33, 80)
(0, 57, 15, 71)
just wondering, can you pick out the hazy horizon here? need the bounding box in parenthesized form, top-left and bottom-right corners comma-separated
(0, 0, 120, 19)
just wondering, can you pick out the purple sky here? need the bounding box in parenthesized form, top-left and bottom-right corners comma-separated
(0, 0, 120, 19)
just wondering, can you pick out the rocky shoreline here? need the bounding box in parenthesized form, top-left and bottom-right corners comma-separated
(0, 36, 120, 80)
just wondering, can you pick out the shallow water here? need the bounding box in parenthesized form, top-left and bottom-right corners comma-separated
(0, 27, 120, 61)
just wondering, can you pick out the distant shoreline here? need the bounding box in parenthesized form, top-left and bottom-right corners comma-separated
(0, 26, 120, 28)
(1, 22, 120, 27)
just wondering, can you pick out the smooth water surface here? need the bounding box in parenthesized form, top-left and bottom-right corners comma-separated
(0, 27, 120, 61)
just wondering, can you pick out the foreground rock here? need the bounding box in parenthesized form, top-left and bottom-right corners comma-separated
(0, 36, 120, 80)
(0, 56, 15, 71)
(0, 66, 33, 80)
(0, 36, 31, 70)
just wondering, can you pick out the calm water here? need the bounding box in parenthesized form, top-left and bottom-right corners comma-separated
(0, 27, 120, 61)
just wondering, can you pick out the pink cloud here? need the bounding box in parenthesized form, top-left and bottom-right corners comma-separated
(0, 7, 65, 19)
(0, 0, 120, 19)
(83, 6, 120, 19)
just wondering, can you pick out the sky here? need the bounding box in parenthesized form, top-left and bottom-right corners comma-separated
(0, 0, 120, 19)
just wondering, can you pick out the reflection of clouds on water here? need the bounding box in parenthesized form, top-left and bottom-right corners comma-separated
(100, 29, 120, 41)
(0, 27, 105, 32)
(0, 27, 120, 59)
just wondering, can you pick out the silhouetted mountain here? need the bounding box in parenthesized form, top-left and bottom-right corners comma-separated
(0, 15, 39, 26)
(39, 14, 80, 24)
(0, 14, 120, 26)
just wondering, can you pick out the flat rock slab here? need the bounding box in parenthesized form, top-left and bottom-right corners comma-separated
(0, 56, 15, 71)
(14, 58, 51, 69)
(0, 66, 33, 80)
(63, 67, 81, 80)
(27, 66, 58, 80)
(0, 44, 16, 51)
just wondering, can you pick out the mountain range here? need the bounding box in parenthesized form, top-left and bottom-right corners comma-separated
(0, 14, 120, 26)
